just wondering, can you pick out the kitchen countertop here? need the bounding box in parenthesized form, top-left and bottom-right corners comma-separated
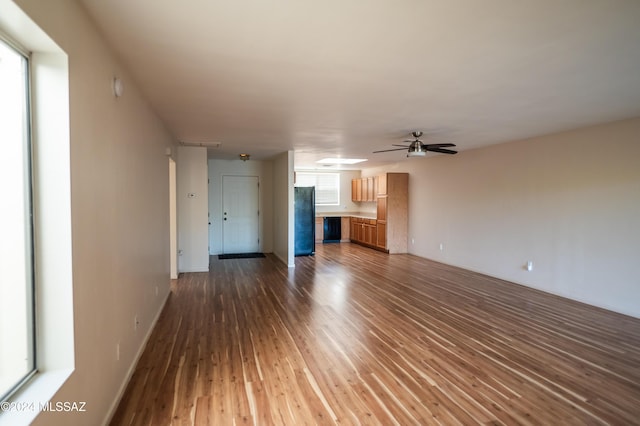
(316, 212, 376, 219)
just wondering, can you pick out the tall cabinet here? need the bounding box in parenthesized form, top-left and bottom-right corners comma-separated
(376, 173, 408, 254)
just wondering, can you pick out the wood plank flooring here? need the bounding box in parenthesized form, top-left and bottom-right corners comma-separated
(110, 243, 640, 425)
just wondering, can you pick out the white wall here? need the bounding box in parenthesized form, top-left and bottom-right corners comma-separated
(7, 0, 176, 424)
(169, 157, 178, 279)
(177, 146, 209, 272)
(366, 117, 640, 318)
(208, 159, 274, 255)
(273, 151, 295, 267)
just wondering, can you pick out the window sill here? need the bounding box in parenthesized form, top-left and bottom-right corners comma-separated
(0, 369, 73, 426)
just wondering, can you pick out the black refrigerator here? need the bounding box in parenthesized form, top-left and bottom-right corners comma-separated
(294, 186, 315, 256)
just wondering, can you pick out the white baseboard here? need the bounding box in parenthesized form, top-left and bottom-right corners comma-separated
(178, 266, 209, 272)
(102, 289, 171, 425)
(273, 251, 294, 268)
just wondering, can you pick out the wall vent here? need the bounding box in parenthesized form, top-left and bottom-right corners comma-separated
(179, 141, 222, 148)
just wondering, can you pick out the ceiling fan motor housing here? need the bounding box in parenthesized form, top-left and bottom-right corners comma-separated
(407, 141, 427, 157)
(410, 141, 425, 152)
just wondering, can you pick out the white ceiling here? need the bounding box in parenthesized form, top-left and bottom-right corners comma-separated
(79, 0, 640, 170)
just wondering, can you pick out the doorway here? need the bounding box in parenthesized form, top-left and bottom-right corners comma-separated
(222, 175, 259, 254)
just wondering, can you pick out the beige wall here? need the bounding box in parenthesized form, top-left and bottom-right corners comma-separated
(177, 146, 209, 271)
(367, 117, 640, 318)
(11, 0, 176, 424)
(273, 151, 295, 267)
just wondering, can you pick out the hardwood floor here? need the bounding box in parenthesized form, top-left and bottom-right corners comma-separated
(110, 243, 640, 425)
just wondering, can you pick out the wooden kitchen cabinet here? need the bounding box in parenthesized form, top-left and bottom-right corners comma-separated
(352, 178, 360, 202)
(378, 173, 408, 253)
(349, 217, 377, 248)
(350, 218, 361, 242)
(315, 217, 323, 243)
(377, 173, 387, 196)
(351, 179, 357, 202)
(351, 176, 378, 202)
(376, 196, 387, 221)
(366, 177, 376, 201)
(341, 217, 351, 242)
(376, 221, 387, 248)
(362, 178, 369, 202)
(376, 196, 387, 250)
(350, 173, 407, 253)
(364, 220, 377, 245)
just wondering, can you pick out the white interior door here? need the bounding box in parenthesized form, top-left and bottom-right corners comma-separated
(222, 175, 259, 253)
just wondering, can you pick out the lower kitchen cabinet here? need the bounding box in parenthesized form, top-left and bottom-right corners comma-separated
(350, 217, 379, 249)
(341, 217, 351, 241)
(315, 218, 323, 243)
(376, 221, 386, 249)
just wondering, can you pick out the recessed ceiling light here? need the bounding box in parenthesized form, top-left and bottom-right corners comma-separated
(316, 158, 367, 165)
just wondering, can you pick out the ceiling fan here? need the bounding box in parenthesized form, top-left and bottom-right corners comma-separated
(373, 131, 457, 157)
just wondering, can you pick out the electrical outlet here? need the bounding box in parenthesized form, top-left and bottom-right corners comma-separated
(439, 243, 444, 252)
(411, 238, 415, 244)
(527, 261, 533, 271)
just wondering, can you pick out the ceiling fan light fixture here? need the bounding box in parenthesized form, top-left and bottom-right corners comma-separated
(239, 153, 250, 161)
(372, 131, 457, 156)
(407, 141, 426, 157)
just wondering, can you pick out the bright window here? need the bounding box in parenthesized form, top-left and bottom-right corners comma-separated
(296, 172, 340, 205)
(0, 36, 36, 401)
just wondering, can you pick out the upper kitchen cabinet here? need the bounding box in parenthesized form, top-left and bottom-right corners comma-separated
(351, 176, 378, 202)
(351, 178, 361, 202)
(376, 173, 408, 254)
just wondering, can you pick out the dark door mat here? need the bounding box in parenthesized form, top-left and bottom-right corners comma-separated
(218, 253, 266, 260)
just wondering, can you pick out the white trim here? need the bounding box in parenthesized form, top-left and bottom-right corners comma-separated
(179, 267, 210, 273)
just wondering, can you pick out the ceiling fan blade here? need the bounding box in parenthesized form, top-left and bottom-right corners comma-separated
(392, 144, 411, 147)
(423, 143, 456, 148)
(373, 147, 410, 153)
(426, 147, 457, 154)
